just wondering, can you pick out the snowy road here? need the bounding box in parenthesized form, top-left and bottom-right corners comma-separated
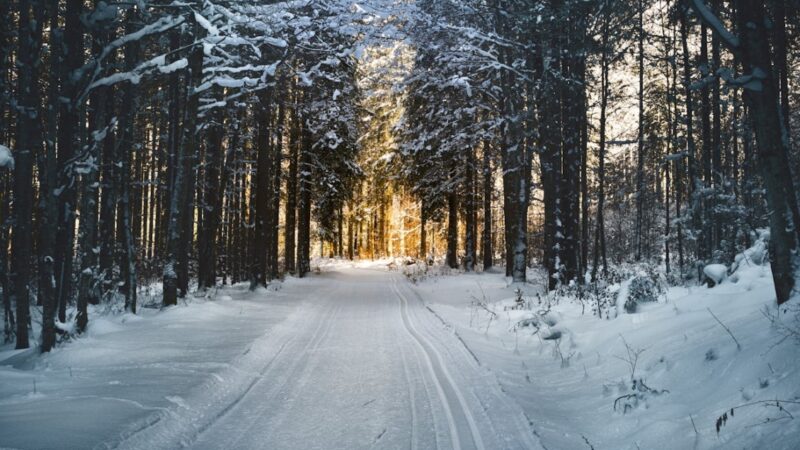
(117, 268, 542, 450)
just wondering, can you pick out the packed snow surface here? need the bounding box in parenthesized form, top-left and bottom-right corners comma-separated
(0, 268, 541, 449)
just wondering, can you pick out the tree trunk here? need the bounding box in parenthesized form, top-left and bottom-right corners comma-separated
(464, 147, 476, 272)
(446, 191, 458, 269)
(679, 5, 701, 271)
(419, 202, 427, 260)
(269, 97, 285, 279)
(38, 0, 60, 352)
(700, 21, 713, 261)
(579, 82, 589, 280)
(76, 108, 104, 333)
(285, 92, 299, 274)
(55, 0, 85, 324)
(592, 8, 610, 282)
(11, 0, 42, 349)
(296, 129, 312, 277)
(0, 0, 10, 342)
(1, 173, 12, 342)
(98, 23, 118, 301)
(635, 0, 646, 261)
(348, 212, 355, 260)
(198, 88, 226, 290)
(561, 11, 585, 283)
(164, 19, 204, 306)
(251, 91, 272, 289)
(711, 0, 723, 255)
(118, 20, 140, 312)
(481, 140, 493, 270)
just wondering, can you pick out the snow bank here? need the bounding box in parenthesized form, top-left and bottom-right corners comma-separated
(0, 282, 307, 449)
(703, 263, 727, 285)
(412, 245, 800, 449)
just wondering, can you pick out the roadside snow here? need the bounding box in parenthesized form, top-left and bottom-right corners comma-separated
(703, 264, 728, 284)
(0, 281, 302, 449)
(2, 253, 797, 449)
(410, 262, 800, 449)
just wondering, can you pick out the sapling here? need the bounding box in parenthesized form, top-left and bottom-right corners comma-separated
(612, 335, 668, 413)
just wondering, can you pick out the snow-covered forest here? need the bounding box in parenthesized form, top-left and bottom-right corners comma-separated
(1, 0, 800, 448)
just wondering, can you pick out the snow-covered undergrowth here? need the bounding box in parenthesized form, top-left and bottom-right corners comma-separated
(411, 248, 800, 449)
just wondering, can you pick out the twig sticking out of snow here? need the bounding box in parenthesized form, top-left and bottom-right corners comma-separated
(689, 415, 700, 450)
(616, 335, 645, 380)
(707, 307, 742, 351)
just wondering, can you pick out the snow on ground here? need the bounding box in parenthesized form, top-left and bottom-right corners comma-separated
(2, 250, 798, 450)
(409, 258, 800, 449)
(0, 279, 304, 449)
(0, 266, 542, 450)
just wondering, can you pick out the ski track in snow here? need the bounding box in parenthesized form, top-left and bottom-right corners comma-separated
(0, 267, 544, 449)
(392, 275, 483, 450)
(99, 267, 542, 450)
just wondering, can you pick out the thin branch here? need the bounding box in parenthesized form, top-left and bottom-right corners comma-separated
(707, 308, 742, 351)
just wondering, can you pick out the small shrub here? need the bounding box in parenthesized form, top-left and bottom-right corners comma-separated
(624, 272, 665, 314)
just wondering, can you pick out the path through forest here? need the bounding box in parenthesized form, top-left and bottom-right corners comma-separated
(0, 267, 542, 449)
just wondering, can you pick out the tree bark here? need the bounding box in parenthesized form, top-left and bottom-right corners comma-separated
(296, 129, 312, 277)
(54, 0, 85, 324)
(198, 88, 226, 290)
(464, 146, 476, 272)
(269, 97, 285, 279)
(446, 191, 458, 269)
(38, 0, 60, 351)
(164, 18, 204, 306)
(11, 0, 43, 349)
(251, 90, 272, 288)
(635, 0, 646, 261)
(592, 7, 610, 282)
(118, 20, 140, 312)
(285, 91, 299, 274)
(481, 140, 493, 270)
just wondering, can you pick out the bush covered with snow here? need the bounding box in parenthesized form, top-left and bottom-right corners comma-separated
(730, 230, 769, 273)
(703, 263, 728, 286)
(623, 272, 664, 314)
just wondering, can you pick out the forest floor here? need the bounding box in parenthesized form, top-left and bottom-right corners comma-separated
(1, 256, 799, 449)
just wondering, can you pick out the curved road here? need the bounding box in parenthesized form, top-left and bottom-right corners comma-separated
(118, 268, 542, 450)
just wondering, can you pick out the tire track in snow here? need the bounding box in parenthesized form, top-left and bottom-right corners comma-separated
(402, 277, 545, 450)
(113, 288, 337, 450)
(246, 300, 344, 438)
(195, 298, 343, 448)
(397, 288, 424, 450)
(391, 276, 485, 450)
